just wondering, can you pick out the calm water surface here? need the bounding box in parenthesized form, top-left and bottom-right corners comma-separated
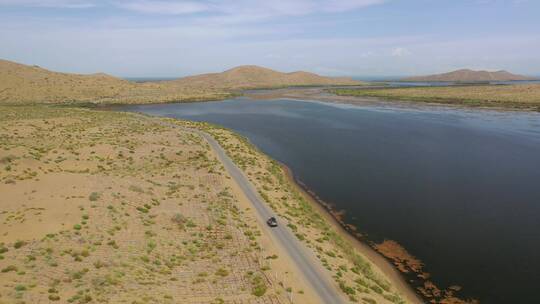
(119, 99, 540, 303)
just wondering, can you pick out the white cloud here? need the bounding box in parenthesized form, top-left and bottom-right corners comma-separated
(116, 1, 209, 15)
(0, 0, 95, 8)
(358, 51, 375, 58)
(321, 0, 387, 12)
(116, 0, 387, 16)
(1, 0, 539, 77)
(1, 27, 539, 77)
(391, 47, 411, 57)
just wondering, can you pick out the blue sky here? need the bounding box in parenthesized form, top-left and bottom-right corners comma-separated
(1, 0, 539, 77)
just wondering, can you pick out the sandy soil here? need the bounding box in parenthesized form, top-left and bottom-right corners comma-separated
(0, 105, 309, 303)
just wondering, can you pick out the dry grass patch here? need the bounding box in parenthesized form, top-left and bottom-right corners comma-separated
(330, 84, 540, 111)
(0, 105, 290, 303)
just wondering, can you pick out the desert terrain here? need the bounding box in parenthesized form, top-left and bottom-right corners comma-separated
(0, 59, 360, 105)
(0, 105, 410, 304)
(4, 58, 538, 112)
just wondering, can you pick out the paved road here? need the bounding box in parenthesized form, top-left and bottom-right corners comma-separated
(188, 127, 347, 304)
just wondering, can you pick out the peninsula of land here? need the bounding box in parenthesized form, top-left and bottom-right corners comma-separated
(328, 84, 540, 111)
(401, 69, 537, 82)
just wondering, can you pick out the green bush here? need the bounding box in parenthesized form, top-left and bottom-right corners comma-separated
(171, 213, 186, 229)
(136, 206, 149, 213)
(215, 268, 229, 277)
(0, 244, 8, 253)
(251, 275, 267, 297)
(370, 285, 383, 294)
(339, 281, 356, 295)
(88, 192, 100, 201)
(49, 294, 61, 301)
(362, 297, 376, 304)
(1, 265, 17, 273)
(14, 240, 26, 249)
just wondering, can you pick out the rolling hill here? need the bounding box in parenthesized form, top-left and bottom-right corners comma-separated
(0, 59, 361, 104)
(402, 69, 537, 82)
(0, 59, 137, 103)
(168, 65, 360, 90)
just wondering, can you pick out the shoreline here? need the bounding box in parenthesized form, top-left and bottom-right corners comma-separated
(243, 87, 540, 113)
(180, 115, 425, 303)
(113, 105, 478, 303)
(279, 164, 424, 304)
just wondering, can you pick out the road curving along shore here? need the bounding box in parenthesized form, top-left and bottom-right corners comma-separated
(159, 120, 349, 304)
(177, 121, 422, 304)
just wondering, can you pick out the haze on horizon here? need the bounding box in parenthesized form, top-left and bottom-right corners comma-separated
(1, 0, 539, 78)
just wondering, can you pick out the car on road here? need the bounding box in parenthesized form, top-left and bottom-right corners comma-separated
(266, 217, 278, 227)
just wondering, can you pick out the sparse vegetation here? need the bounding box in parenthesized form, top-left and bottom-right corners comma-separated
(249, 274, 267, 297)
(13, 240, 26, 249)
(0, 59, 359, 105)
(88, 192, 100, 201)
(215, 268, 229, 277)
(329, 85, 540, 111)
(1, 265, 18, 273)
(189, 121, 407, 304)
(0, 105, 300, 304)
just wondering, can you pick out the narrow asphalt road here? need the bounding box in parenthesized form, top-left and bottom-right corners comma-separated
(189, 127, 347, 304)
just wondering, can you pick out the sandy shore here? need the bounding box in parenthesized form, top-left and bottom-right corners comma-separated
(280, 165, 424, 304)
(243, 86, 535, 113)
(243, 87, 420, 108)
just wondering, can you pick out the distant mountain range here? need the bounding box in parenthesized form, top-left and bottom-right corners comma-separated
(0, 59, 361, 104)
(402, 69, 537, 82)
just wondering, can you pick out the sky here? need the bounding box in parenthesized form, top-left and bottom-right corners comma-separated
(0, 0, 539, 78)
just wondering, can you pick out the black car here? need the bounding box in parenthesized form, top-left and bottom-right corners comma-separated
(266, 217, 278, 227)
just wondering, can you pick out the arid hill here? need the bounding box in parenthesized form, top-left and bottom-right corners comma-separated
(402, 69, 537, 82)
(0, 59, 233, 104)
(168, 65, 360, 90)
(1, 59, 130, 103)
(0, 59, 360, 104)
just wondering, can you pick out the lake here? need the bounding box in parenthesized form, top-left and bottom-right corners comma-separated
(117, 98, 540, 303)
